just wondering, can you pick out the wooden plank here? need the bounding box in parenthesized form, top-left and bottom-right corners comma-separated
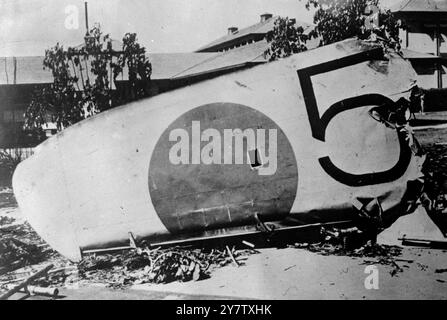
(0, 264, 53, 300)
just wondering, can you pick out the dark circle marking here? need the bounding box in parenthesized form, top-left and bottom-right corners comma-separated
(148, 103, 298, 234)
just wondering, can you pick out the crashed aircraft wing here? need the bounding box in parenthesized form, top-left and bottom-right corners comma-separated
(13, 38, 424, 261)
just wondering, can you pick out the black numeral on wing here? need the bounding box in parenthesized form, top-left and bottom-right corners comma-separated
(297, 50, 412, 187)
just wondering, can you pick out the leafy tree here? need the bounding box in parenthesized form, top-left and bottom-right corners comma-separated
(265, 0, 403, 61)
(264, 17, 310, 61)
(25, 24, 152, 132)
(306, 0, 401, 47)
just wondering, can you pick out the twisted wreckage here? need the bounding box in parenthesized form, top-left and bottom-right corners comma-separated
(13, 38, 429, 262)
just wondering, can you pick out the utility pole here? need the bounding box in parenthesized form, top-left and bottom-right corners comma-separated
(84, 1, 89, 36)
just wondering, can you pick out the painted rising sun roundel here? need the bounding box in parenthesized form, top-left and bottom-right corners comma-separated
(148, 103, 299, 234)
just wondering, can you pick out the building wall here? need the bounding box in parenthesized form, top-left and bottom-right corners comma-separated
(400, 22, 446, 89)
(443, 63, 447, 88)
(401, 27, 437, 54)
(0, 84, 46, 147)
(0, 74, 228, 148)
(410, 60, 438, 89)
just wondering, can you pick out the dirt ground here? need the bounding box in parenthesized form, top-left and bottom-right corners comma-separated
(1, 201, 446, 299)
(1, 112, 447, 300)
(135, 245, 447, 299)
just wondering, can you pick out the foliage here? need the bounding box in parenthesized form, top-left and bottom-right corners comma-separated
(113, 33, 152, 102)
(265, 0, 403, 61)
(306, 0, 402, 48)
(25, 24, 152, 132)
(264, 17, 310, 61)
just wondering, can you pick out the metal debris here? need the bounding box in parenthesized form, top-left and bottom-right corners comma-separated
(5, 284, 59, 297)
(0, 215, 15, 226)
(435, 268, 447, 274)
(75, 245, 253, 288)
(400, 237, 447, 249)
(290, 227, 405, 277)
(421, 144, 447, 212)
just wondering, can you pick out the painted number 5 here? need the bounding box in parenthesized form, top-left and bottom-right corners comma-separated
(297, 49, 412, 187)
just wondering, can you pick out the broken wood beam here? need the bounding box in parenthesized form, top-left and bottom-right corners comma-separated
(82, 246, 134, 255)
(226, 245, 239, 267)
(0, 264, 54, 300)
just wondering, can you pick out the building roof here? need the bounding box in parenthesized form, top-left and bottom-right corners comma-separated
(392, 0, 447, 13)
(0, 13, 319, 85)
(0, 31, 322, 85)
(0, 48, 264, 85)
(147, 53, 218, 79)
(196, 15, 314, 52)
(173, 40, 269, 79)
(172, 36, 320, 79)
(0, 56, 53, 85)
(401, 48, 440, 59)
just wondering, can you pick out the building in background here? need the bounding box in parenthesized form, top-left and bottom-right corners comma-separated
(393, 0, 447, 89)
(4, 7, 447, 149)
(196, 13, 317, 53)
(0, 56, 50, 148)
(0, 50, 267, 148)
(0, 13, 317, 149)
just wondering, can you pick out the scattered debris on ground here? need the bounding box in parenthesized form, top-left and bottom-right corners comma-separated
(0, 217, 60, 276)
(289, 226, 405, 277)
(1, 132, 447, 295)
(0, 214, 256, 291)
(0, 215, 15, 226)
(422, 144, 447, 195)
(419, 144, 447, 235)
(74, 245, 254, 289)
(0, 188, 17, 208)
(0, 264, 57, 300)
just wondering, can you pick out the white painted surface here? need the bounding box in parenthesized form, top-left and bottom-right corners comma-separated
(13, 39, 424, 261)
